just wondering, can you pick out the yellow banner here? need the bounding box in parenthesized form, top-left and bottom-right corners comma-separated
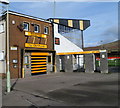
(25, 31, 47, 38)
(56, 50, 100, 55)
(25, 43, 47, 48)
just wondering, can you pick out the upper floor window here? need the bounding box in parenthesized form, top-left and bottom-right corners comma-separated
(44, 26, 49, 34)
(0, 24, 4, 33)
(23, 22, 29, 31)
(34, 25, 39, 33)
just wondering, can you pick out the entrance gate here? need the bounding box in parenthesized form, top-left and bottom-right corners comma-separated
(23, 52, 49, 77)
(31, 52, 49, 75)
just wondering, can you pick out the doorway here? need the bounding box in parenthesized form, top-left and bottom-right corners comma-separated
(24, 52, 31, 77)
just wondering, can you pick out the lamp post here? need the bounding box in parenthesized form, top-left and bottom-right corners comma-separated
(81, 30, 84, 49)
(53, 0, 56, 18)
(0, 0, 10, 92)
(6, 3, 11, 93)
(0, 0, 9, 4)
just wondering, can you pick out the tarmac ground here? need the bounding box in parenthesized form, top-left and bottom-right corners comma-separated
(2, 72, 119, 107)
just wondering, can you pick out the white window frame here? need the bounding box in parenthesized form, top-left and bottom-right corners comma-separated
(0, 23, 4, 33)
(24, 56, 29, 64)
(44, 26, 49, 34)
(23, 22, 29, 31)
(34, 24, 40, 33)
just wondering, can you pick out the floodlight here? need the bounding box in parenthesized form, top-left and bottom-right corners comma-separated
(0, 0, 9, 4)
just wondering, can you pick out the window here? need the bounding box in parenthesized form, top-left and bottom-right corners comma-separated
(55, 37, 60, 45)
(34, 25, 39, 33)
(24, 56, 29, 64)
(44, 27, 49, 34)
(23, 22, 29, 31)
(0, 24, 4, 33)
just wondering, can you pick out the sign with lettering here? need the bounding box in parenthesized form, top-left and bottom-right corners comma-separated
(10, 47, 18, 50)
(24, 31, 48, 49)
(25, 43, 47, 48)
(25, 31, 47, 38)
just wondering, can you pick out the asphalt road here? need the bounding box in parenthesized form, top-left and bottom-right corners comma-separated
(2, 72, 119, 107)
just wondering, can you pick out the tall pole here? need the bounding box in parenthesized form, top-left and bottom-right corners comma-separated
(53, 0, 56, 18)
(81, 30, 84, 49)
(81, 30, 85, 70)
(6, 4, 11, 92)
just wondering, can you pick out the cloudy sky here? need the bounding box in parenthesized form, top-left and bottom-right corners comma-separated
(8, 0, 118, 47)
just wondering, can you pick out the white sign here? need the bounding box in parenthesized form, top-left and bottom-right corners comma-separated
(100, 50, 107, 52)
(12, 59, 18, 63)
(10, 47, 17, 50)
(102, 54, 105, 58)
(67, 55, 70, 59)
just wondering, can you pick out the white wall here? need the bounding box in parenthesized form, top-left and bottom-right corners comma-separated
(0, 20, 6, 74)
(54, 24, 83, 53)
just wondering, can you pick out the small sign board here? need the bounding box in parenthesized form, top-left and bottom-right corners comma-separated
(10, 47, 17, 51)
(12, 59, 18, 63)
(100, 50, 107, 52)
(102, 54, 105, 58)
(25, 43, 47, 49)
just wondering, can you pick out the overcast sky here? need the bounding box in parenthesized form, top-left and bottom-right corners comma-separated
(8, 0, 118, 47)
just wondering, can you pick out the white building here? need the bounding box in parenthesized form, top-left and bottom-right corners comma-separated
(48, 18, 90, 72)
(0, 18, 6, 77)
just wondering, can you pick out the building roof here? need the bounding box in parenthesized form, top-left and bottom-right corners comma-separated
(2, 10, 51, 23)
(47, 18, 90, 30)
(1, 10, 90, 30)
